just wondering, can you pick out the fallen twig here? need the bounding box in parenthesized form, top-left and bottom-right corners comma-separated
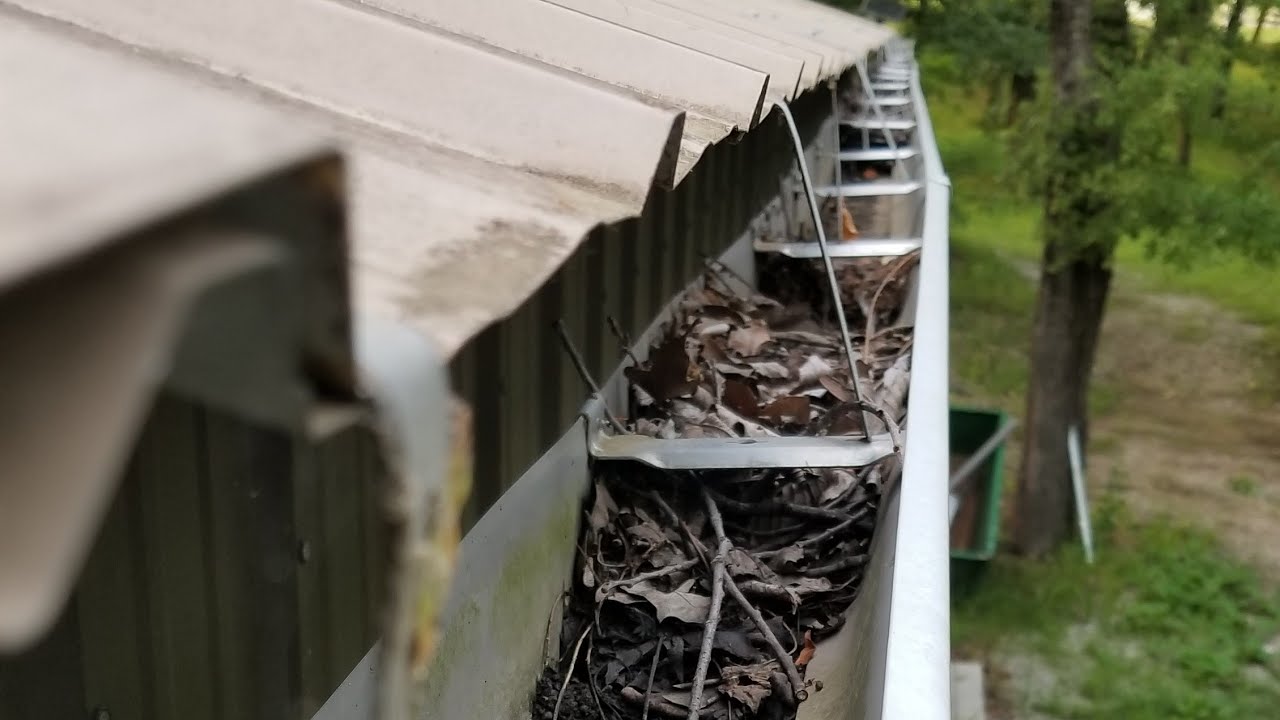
(606, 315, 642, 367)
(703, 488, 808, 705)
(863, 252, 920, 361)
(649, 490, 710, 567)
(585, 636, 609, 720)
(687, 521, 731, 720)
(597, 558, 701, 598)
(553, 623, 594, 720)
(801, 554, 868, 577)
(706, 486, 852, 522)
(642, 636, 664, 720)
(555, 320, 626, 434)
(622, 687, 687, 719)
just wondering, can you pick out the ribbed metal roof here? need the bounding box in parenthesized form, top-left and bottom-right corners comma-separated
(4, 0, 892, 356)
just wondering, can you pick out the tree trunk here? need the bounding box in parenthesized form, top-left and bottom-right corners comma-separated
(1212, 0, 1248, 119)
(1015, 245, 1112, 556)
(1255, 6, 1272, 45)
(1006, 71, 1037, 127)
(1014, 0, 1102, 556)
(1177, 109, 1194, 167)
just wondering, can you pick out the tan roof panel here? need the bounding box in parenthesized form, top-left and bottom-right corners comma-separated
(549, 0, 808, 100)
(350, 0, 770, 129)
(655, 0, 868, 76)
(14, 0, 684, 199)
(0, 12, 329, 290)
(577, 0, 831, 90)
(346, 144, 633, 356)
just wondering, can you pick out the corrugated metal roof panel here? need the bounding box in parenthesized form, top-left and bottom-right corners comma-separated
(550, 0, 808, 100)
(6, 0, 893, 357)
(591, 0, 832, 90)
(346, 147, 632, 355)
(656, 0, 893, 75)
(350, 0, 771, 129)
(0, 13, 330, 290)
(14, 0, 684, 199)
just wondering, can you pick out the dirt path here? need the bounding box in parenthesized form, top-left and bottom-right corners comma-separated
(971, 273, 1280, 720)
(1091, 283, 1280, 575)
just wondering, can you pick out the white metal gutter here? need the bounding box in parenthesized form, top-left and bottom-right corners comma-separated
(880, 63, 952, 720)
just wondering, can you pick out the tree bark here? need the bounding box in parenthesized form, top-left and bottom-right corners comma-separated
(1006, 71, 1037, 127)
(1212, 0, 1248, 119)
(1015, 244, 1112, 556)
(1014, 0, 1109, 556)
(1255, 5, 1272, 45)
(1177, 108, 1194, 167)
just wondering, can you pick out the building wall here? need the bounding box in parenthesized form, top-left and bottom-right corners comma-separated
(0, 395, 385, 720)
(0, 85, 834, 719)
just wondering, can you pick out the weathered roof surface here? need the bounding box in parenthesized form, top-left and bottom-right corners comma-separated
(551, 0, 810, 100)
(351, 0, 771, 128)
(6, 0, 891, 356)
(0, 15, 329, 290)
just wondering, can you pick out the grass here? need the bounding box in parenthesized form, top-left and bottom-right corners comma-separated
(954, 498, 1280, 720)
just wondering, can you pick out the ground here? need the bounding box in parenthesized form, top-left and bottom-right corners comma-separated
(1092, 288, 1280, 574)
(925, 45, 1280, 720)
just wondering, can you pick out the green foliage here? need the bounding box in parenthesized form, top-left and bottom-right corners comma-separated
(929, 48, 1280, 405)
(954, 502, 1280, 720)
(916, 0, 1045, 81)
(1229, 475, 1259, 496)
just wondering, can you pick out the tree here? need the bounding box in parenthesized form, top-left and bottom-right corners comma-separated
(1254, 2, 1275, 44)
(1009, 0, 1280, 555)
(1013, 0, 1132, 557)
(1145, 0, 1217, 166)
(1212, 0, 1250, 118)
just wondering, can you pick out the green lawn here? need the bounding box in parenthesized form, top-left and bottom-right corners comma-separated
(953, 502, 1280, 720)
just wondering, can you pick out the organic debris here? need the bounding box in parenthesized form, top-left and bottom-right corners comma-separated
(623, 268, 913, 441)
(546, 460, 891, 720)
(536, 256, 917, 720)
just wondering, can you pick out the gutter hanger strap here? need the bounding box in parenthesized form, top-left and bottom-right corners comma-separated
(772, 99, 874, 440)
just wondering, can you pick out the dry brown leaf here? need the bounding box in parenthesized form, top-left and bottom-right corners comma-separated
(588, 481, 617, 532)
(818, 375, 855, 403)
(795, 631, 817, 668)
(715, 405, 778, 438)
(721, 662, 778, 712)
(625, 335, 699, 403)
(728, 321, 772, 356)
(619, 580, 710, 624)
(795, 354, 835, 384)
(759, 396, 811, 425)
(818, 469, 859, 504)
(748, 361, 790, 380)
(722, 378, 759, 419)
(840, 203, 859, 240)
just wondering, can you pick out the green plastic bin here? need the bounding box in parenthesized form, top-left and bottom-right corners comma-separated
(949, 407, 1009, 596)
